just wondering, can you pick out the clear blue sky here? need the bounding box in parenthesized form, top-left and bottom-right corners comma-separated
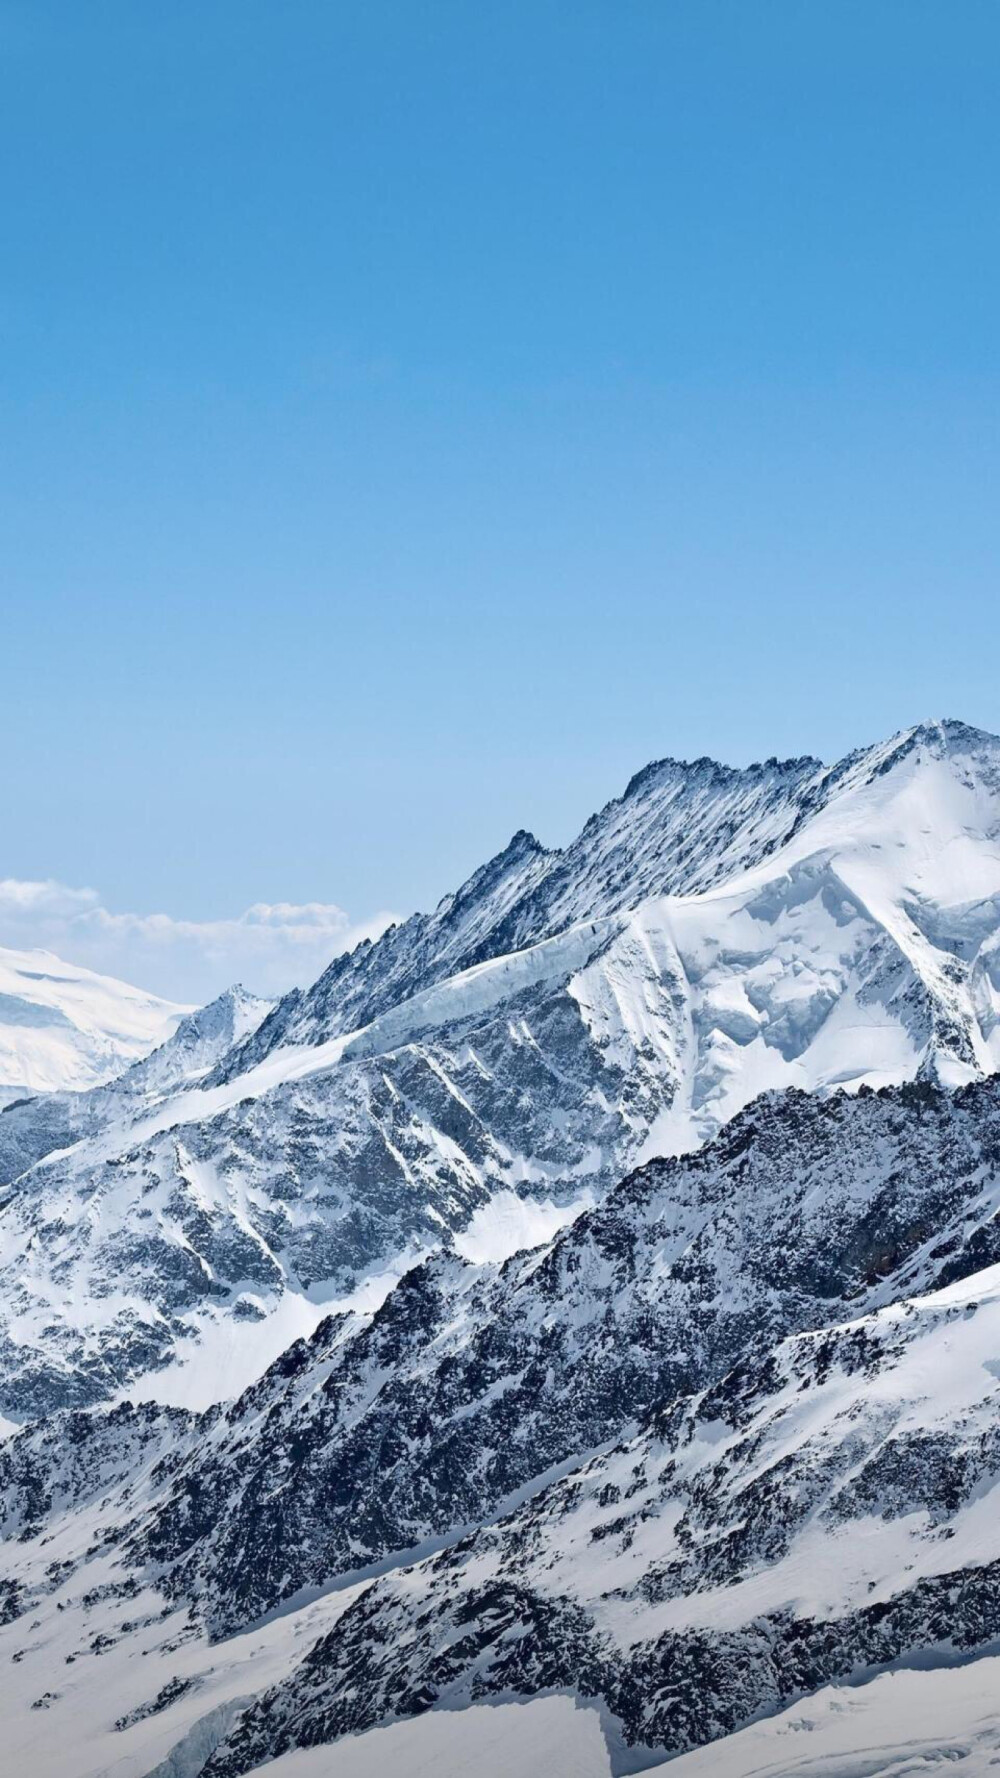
(2, 1, 999, 998)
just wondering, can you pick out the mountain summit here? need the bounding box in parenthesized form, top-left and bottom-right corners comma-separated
(222, 717, 1000, 1071)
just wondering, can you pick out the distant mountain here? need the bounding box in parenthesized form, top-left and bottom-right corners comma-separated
(2, 719, 1000, 1417)
(0, 980, 274, 1200)
(0, 944, 188, 1102)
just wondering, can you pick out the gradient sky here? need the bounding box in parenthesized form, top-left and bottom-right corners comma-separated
(2, 1, 999, 1000)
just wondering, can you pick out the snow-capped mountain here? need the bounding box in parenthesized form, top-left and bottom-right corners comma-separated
(2, 719, 1000, 1418)
(0, 982, 274, 1203)
(7, 718, 1000, 1778)
(218, 745, 831, 1072)
(5, 1072, 1000, 1776)
(201, 1250, 1000, 1776)
(0, 944, 188, 1103)
(221, 716, 1000, 1079)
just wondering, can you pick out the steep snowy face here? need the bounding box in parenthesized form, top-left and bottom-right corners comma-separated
(222, 752, 830, 1072)
(219, 719, 1000, 1120)
(121, 984, 274, 1100)
(2, 720, 1000, 1416)
(0, 945, 188, 1101)
(222, 720, 1000, 1076)
(6, 1076, 1000, 1777)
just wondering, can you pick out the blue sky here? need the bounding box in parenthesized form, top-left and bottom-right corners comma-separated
(2, 1, 998, 999)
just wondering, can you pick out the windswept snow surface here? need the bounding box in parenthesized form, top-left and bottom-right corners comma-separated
(657, 1658, 1000, 1778)
(453, 1186, 596, 1262)
(252, 1699, 612, 1778)
(0, 944, 188, 1097)
(124, 1249, 422, 1412)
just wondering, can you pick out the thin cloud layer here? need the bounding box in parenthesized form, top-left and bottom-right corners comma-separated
(0, 877, 398, 1005)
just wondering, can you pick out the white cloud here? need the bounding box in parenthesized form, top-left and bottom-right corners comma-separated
(0, 877, 398, 1005)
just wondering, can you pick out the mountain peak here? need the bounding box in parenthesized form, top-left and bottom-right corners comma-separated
(622, 749, 824, 802)
(902, 715, 998, 753)
(821, 716, 1000, 801)
(213, 716, 1000, 1086)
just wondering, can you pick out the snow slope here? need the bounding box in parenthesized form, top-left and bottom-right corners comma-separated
(0, 944, 188, 1100)
(0, 982, 274, 1207)
(219, 749, 830, 1072)
(659, 1657, 1000, 1778)
(248, 1700, 611, 1778)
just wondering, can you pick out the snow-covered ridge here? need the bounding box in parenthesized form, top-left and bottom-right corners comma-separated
(217, 746, 832, 1071)
(220, 718, 995, 1074)
(0, 981, 274, 1188)
(36, 717, 1000, 1142)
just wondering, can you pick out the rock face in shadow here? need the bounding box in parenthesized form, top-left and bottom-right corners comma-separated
(8, 1074, 1000, 1772)
(6, 1069, 1000, 1771)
